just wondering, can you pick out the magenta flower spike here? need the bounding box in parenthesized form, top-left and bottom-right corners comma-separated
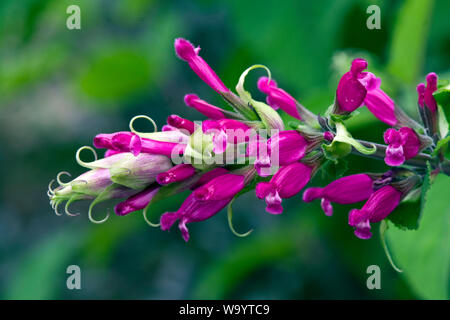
(384, 127, 421, 166)
(160, 193, 231, 241)
(167, 115, 196, 134)
(257, 76, 301, 119)
(175, 38, 229, 94)
(336, 58, 368, 112)
(114, 184, 160, 216)
(255, 162, 312, 214)
(302, 174, 374, 216)
(193, 173, 245, 201)
(348, 185, 401, 239)
(49, 38, 449, 247)
(184, 94, 226, 120)
(156, 163, 196, 185)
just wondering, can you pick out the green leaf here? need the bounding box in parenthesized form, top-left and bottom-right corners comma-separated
(386, 198, 421, 230)
(434, 82, 450, 112)
(388, 163, 432, 230)
(320, 158, 349, 180)
(387, 173, 450, 299)
(433, 136, 450, 157)
(388, 0, 434, 84)
(323, 122, 376, 158)
(436, 104, 449, 139)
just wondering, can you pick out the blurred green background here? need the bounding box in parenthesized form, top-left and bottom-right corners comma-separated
(0, 0, 448, 299)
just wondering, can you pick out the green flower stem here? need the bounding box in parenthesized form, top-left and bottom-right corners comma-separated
(352, 140, 434, 169)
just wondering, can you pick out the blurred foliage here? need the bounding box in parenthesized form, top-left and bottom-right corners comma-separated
(0, 0, 449, 300)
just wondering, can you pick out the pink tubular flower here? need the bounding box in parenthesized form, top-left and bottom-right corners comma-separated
(184, 94, 226, 120)
(160, 193, 231, 242)
(383, 127, 420, 166)
(114, 185, 160, 216)
(167, 115, 195, 134)
(190, 167, 229, 190)
(193, 173, 245, 201)
(336, 58, 368, 112)
(417, 72, 438, 113)
(111, 132, 186, 157)
(362, 73, 397, 126)
(336, 59, 397, 125)
(255, 162, 312, 214)
(252, 130, 308, 176)
(416, 83, 426, 107)
(202, 119, 251, 154)
(302, 174, 374, 216)
(156, 164, 196, 185)
(348, 185, 401, 239)
(175, 38, 229, 94)
(94, 132, 142, 156)
(257, 76, 301, 119)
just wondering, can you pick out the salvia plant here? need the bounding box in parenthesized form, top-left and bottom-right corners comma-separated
(48, 38, 449, 268)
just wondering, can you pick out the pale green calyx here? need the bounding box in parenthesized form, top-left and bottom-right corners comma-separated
(236, 64, 285, 132)
(323, 121, 376, 158)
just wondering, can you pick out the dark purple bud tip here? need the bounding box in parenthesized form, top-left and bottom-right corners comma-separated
(114, 202, 134, 216)
(167, 115, 183, 127)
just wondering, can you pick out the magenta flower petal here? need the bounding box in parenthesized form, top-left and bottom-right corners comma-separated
(184, 94, 226, 120)
(130, 134, 142, 156)
(268, 130, 308, 166)
(424, 72, 438, 113)
(167, 115, 195, 134)
(257, 76, 301, 119)
(193, 173, 245, 201)
(336, 58, 368, 112)
(160, 193, 231, 241)
(348, 185, 401, 239)
(303, 174, 373, 216)
(384, 127, 420, 166)
(175, 38, 229, 93)
(364, 89, 397, 126)
(191, 167, 229, 190)
(256, 162, 312, 214)
(114, 185, 160, 216)
(398, 127, 420, 160)
(156, 164, 196, 185)
(321, 198, 333, 217)
(416, 83, 426, 107)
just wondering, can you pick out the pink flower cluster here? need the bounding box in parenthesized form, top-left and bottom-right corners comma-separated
(48, 38, 445, 242)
